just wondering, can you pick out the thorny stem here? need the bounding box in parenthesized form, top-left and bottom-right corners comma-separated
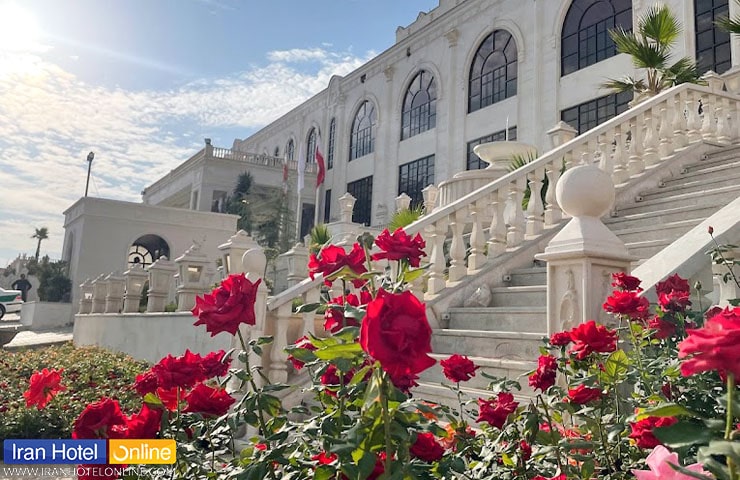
(710, 232, 740, 290)
(537, 394, 564, 474)
(380, 372, 393, 477)
(726, 373, 737, 480)
(627, 320, 652, 396)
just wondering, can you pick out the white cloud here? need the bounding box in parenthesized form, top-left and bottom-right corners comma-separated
(0, 46, 372, 264)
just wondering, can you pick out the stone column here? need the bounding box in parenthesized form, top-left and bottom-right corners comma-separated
(146, 257, 176, 312)
(174, 244, 212, 312)
(90, 274, 108, 314)
(104, 272, 125, 313)
(77, 278, 93, 314)
(122, 265, 148, 313)
(535, 165, 635, 334)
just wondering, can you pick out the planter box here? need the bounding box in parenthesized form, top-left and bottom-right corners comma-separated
(20, 301, 74, 331)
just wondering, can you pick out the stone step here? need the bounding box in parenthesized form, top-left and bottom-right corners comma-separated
(431, 329, 545, 361)
(615, 183, 740, 216)
(611, 218, 701, 245)
(625, 238, 672, 261)
(419, 353, 536, 394)
(447, 306, 546, 332)
(504, 266, 547, 286)
(645, 169, 740, 200)
(489, 285, 547, 307)
(694, 145, 740, 166)
(604, 203, 723, 230)
(413, 382, 533, 412)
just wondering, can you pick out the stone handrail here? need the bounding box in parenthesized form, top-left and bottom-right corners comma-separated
(266, 82, 740, 318)
(210, 147, 318, 173)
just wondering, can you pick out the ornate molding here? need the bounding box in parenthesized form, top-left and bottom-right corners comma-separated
(444, 28, 459, 47)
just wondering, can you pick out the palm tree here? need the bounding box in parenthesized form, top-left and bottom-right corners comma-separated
(603, 4, 703, 97)
(717, 3, 740, 35)
(32, 227, 49, 261)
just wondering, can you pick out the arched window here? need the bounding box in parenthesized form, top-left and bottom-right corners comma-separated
(349, 101, 376, 161)
(286, 139, 295, 162)
(469, 30, 517, 113)
(401, 70, 437, 140)
(695, 0, 731, 74)
(306, 128, 317, 164)
(327, 117, 336, 169)
(561, 0, 632, 76)
(128, 235, 170, 268)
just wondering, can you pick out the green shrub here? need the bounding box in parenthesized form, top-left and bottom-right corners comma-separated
(0, 343, 148, 442)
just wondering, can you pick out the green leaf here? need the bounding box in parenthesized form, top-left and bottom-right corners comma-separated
(602, 349, 630, 383)
(313, 342, 363, 361)
(653, 420, 715, 449)
(402, 267, 427, 284)
(295, 302, 322, 313)
(635, 403, 694, 420)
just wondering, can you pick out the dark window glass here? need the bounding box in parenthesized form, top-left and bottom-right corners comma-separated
(327, 118, 336, 169)
(286, 139, 295, 162)
(560, 91, 632, 134)
(398, 155, 435, 209)
(273, 146, 279, 157)
(695, 0, 731, 74)
(468, 30, 518, 113)
(347, 176, 373, 226)
(306, 128, 317, 164)
(350, 101, 376, 161)
(324, 189, 332, 223)
(300, 203, 315, 239)
(401, 70, 437, 140)
(561, 0, 632, 76)
(466, 127, 518, 170)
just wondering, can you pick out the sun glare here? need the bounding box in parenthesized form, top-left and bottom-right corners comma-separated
(0, 2, 41, 52)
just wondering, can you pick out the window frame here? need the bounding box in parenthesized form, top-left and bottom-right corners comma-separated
(398, 155, 435, 209)
(347, 176, 373, 226)
(468, 29, 518, 113)
(349, 101, 376, 161)
(401, 70, 437, 140)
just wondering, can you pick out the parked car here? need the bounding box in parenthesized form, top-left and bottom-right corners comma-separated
(0, 288, 23, 319)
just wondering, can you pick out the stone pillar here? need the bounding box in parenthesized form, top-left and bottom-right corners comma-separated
(90, 274, 108, 314)
(146, 257, 176, 312)
(280, 243, 309, 288)
(78, 278, 93, 314)
(174, 244, 212, 312)
(422, 184, 439, 214)
(338, 193, 356, 223)
(535, 165, 635, 334)
(104, 272, 125, 314)
(546, 121, 578, 148)
(122, 264, 148, 313)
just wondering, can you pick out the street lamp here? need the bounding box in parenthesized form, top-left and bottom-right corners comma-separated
(84, 151, 94, 197)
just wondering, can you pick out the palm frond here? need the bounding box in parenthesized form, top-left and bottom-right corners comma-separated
(664, 57, 704, 86)
(602, 76, 646, 94)
(716, 13, 740, 35)
(610, 29, 668, 69)
(639, 4, 681, 47)
(308, 224, 331, 255)
(388, 206, 424, 231)
(507, 152, 538, 173)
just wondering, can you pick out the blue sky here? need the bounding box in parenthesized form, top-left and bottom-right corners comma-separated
(0, 0, 439, 267)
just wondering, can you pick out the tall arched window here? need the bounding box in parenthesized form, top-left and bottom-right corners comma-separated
(327, 118, 336, 169)
(349, 101, 376, 161)
(306, 128, 317, 164)
(561, 0, 632, 76)
(695, 0, 731, 74)
(286, 139, 295, 162)
(469, 30, 517, 113)
(401, 70, 437, 140)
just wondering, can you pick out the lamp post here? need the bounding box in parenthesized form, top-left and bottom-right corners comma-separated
(84, 151, 94, 197)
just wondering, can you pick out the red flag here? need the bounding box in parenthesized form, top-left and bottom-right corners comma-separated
(315, 135, 326, 188)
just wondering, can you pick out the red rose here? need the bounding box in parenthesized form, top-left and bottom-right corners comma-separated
(308, 243, 368, 287)
(24, 368, 66, 410)
(371, 227, 427, 267)
(360, 289, 435, 387)
(121, 404, 163, 439)
(656, 273, 690, 297)
(611, 272, 643, 291)
(410, 432, 445, 462)
(679, 306, 740, 378)
(602, 290, 650, 319)
(201, 350, 231, 378)
(319, 364, 354, 397)
(152, 350, 205, 389)
(312, 452, 338, 465)
(183, 383, 235, 417)
(477, 392, 518, 428)
(156, 386, 183, 411)
(658, 290, 691, 312)
(568, 320, 618, 360)
(73, 398, 127, 439)
(566, 384, 602, 404)
(549, 331, 572, 347)
(528, 354, 557, 392)
(440, 354, 479, 383)
(323, 291, 371, 333)
(519, 440, 532, 461)
(648, 316, 677, 339)
(533, 475, 566, 480)
(288, 336, 317, 370)
(192, 274, 261, 336)
(629, 416, 678, 448)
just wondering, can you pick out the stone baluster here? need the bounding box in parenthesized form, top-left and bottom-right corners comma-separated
(658, 105, 674, 158)
(535, 165, 635, 334)
(269, 303, 293, 384)
(733, 98, 740, 143)
(544, 161, 562, 225)
(611, 128, 629, 184)
(686, 96, 703, 143)
(642, 107, 659, 166)
(90, 274, 108, 314)
(468, 201, 486, 272)
(104, 271, 125, 313)
(627, 118, 644, 175)
(672, 94, 688, 149)
(78, 278, 93, 314)
(597, 134, 612, 175)
(506, 177, 526, 247)
(174, 244, 211, 312)
(587, 138, 599, 165)
(525, 168, 545, 239)
(303, 287, 321, 336)
(146, 256, 176, 312)
(448, 210, 467, 282)
(425, 221, 447, 296)
(716, 103, 732, 144)
(487, 188, 508, 257)
(701, 98, 717, 142)
(422, 184, 439, 214)
(122, 264, 148, 313)
(243, 246, 268, 386)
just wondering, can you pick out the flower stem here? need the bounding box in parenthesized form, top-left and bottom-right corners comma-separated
(628, 321, 652, 395)
(380, 372, 392, 476)
(710, 232, 740, 290)
(537, 394, 564, 474)
(726, 372, 736, 480)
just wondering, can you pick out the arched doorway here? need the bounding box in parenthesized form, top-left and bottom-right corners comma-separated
(128, 235, 170, 268)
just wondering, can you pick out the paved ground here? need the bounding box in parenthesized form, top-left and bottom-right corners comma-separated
(1, 313, 73, 350)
